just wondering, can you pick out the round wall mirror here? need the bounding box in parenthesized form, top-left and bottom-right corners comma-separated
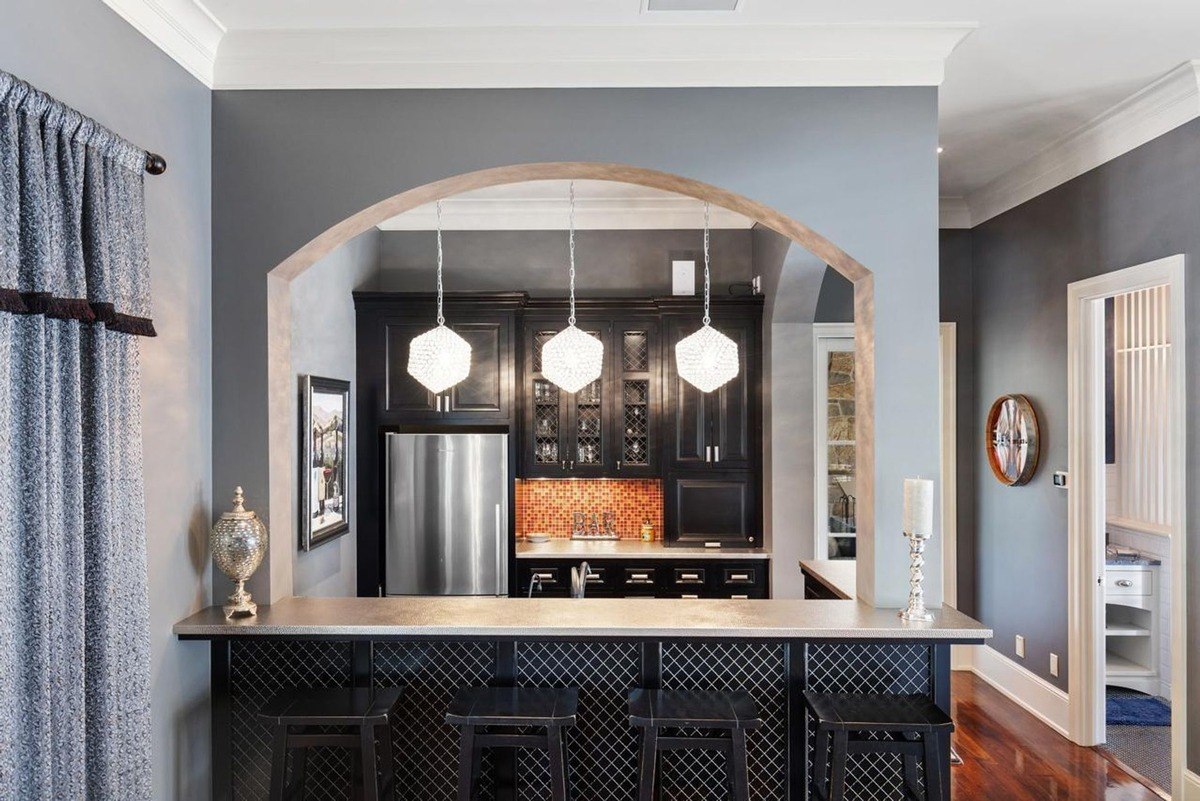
(985, 394, 1040, 486)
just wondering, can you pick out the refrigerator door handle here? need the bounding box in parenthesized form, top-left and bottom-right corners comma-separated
(494, 502, 504, 596)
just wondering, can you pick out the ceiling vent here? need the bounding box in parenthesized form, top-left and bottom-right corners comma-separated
(643, 0, 743, 11)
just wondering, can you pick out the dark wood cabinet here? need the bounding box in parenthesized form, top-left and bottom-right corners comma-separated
(665, 471, 759, 547)
(516, 556, 770, 599)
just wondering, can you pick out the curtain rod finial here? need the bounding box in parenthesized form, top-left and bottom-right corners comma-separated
(144, 152, 166, 175)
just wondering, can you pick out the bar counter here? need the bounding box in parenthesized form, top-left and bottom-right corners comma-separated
(177, 596, 989, 800)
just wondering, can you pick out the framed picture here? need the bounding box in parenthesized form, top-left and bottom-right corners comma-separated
(300, 375, 351, 551)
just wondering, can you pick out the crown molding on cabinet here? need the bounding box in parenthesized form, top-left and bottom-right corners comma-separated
(964, 60, 1200, 227)
(103, 0, 223, 87)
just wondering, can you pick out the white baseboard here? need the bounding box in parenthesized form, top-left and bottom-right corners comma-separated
(951, 644, 976, 672)
(970, 645, 1070, 738)
(1184, 769, 1200, 801)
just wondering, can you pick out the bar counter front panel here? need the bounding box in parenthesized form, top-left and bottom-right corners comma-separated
(180, 599, 988, 801)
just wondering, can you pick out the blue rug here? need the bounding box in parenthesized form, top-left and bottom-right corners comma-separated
(1107, 695, 1171, 726)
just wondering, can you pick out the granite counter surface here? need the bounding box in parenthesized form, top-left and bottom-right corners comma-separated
(174, 595, 991, 641)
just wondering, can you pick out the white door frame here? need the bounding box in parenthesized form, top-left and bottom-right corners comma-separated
(1066, 255, 1186, 794)
(812, 323, 856, 560)
(939, 322, 958, 610)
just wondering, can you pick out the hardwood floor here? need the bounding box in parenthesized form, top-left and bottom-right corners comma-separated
(951, 672, 1162, 800)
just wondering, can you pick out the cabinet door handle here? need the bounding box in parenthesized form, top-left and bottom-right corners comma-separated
(705, 445, 712, 463)
(1115, 579, 1134, 588)
(713, 445, 720, 463)
(436, 395, 442, 412)
(616, 460, 622, 471)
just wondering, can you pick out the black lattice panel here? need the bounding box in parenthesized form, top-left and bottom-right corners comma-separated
(515, 641, 641, 801)
(575, 381, 602, 465)
(622, 380, 649, 465)
(373, 641, 497, 801)
(229, 640, 355, 801)
(804, 643, 933, 801)
(623, 331, 649, 371)
(659, 642, 787, 801)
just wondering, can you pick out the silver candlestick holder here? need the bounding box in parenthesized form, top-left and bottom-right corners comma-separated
(899, 530, 933, 622)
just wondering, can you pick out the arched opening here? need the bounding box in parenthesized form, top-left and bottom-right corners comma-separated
(264, 162, 875, 602)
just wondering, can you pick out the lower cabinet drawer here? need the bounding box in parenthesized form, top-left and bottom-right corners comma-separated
(1106, 569, 1152, 597)
(672, 567, 707, 586)
(623, 567, 658, 587)
(722, 567, 761, 587)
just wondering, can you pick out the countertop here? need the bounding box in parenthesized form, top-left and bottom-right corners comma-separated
(799, 559, 857, 600)
(515, 539, 770, 560)
(174, 595, 990, 641)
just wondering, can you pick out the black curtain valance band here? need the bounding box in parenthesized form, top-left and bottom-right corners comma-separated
(0, 289, 156, 337)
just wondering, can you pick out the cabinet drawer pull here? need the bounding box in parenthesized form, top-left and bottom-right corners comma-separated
(731, 594, 750, 599)
(629, 573, 650, 581)
(533, 572, 557, 584)
(586, 572, 604, 583)
(1115, 579, 1134, 588)
(729, 573, 751, 581)
(680, 572, 701, 581)
(681, 594, 699, 599)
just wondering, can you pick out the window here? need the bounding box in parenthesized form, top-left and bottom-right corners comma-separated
(814, 324, 856, 559)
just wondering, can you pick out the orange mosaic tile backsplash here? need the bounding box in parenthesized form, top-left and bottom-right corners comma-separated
(515, 479, 664, 540)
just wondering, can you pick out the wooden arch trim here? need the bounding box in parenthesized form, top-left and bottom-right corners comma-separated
(268, 162, 872, 284)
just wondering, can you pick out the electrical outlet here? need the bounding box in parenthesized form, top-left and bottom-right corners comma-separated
(1050, 653, 1060, 677)
(1015, 635, 1026, 658)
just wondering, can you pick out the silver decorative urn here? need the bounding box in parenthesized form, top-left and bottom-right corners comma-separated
(211, 486, 269, 618)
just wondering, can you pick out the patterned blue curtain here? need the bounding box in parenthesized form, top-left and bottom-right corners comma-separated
(0, 71, 155, 799)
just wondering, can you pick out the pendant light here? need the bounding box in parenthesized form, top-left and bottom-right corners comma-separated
(541, 181, 603, 393)
(407, 200, 472, 393)
(675, 202, 739, 393)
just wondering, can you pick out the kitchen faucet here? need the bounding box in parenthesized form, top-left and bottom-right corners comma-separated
(570, 561, 594, 598)
(527, 573, 544, 598)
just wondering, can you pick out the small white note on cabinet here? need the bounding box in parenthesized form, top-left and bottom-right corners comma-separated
(903, 478, 934, 537)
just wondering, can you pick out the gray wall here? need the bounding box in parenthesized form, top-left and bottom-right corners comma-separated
(379, 228, 752, 296)
(290, 229, 381, 596)
(1, 1, 213, 797)
(213, 86, 942, 609)
(938, 229, 977, 618)
(967, 118, 1199, 764)
(814, 267, 855, 323)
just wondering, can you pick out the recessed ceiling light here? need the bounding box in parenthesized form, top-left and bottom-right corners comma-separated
(644, 0, 742, 11)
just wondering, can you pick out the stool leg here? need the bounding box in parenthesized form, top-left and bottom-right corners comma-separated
(828, 731, 849, 801)
(923, 733, 945, 801)
(361, 724, 380, 801)
(637, 728, 658, 801)
(547, 725, 568, 801)
(269, 725, 289, 801)
(376, 723, 396, 801)
(457, 725, 476, 801)
(289, 744, 309, 801)
(902, 752, 921, 801)
(729, 729, 750, 801)
(811, 728, 830, 801)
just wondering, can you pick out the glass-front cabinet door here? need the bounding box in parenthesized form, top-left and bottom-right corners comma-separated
(612, 322, 659, 476)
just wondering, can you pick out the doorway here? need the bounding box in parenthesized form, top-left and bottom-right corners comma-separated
(1067, 255, 1187, 797)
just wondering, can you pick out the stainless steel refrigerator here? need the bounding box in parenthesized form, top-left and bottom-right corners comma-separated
(384, 432, 509, 596)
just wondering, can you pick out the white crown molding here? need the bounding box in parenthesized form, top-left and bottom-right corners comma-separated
(966, 60, 1200, 227)
(213, 24, 974, 90)
(938, 197, 971, 229)
(103, 0, 223, 87)
(377, 197, 753, 231)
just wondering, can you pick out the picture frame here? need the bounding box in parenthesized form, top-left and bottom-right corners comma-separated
(299, 375, 351, 551)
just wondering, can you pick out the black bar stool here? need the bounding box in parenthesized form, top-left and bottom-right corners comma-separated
(446, 686, 579, 801)
(258, 686, 402, 801)
(627, 688, 762, 801)
(804, 692, 954, 801)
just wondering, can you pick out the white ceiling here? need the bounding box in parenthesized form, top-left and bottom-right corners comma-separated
(377, 180, 755, 231)
(107, 0, 1200, 222)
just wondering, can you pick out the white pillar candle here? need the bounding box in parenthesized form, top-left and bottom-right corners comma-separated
(903, 478, 934, 537)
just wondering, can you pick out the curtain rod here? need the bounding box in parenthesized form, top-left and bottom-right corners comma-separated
(144, 152, 166, 175)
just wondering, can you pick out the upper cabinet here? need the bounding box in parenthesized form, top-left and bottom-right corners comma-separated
(663, 310, 760, 472)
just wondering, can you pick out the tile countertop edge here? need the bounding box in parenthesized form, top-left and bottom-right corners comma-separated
(515, 540, 771, 559)
(173, 596, 992, 641)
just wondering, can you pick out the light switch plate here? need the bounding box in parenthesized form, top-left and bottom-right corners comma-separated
(1015, 634, 1026, 658)
(1050, 653, 1059, 677)
(1053, 471, 1068, 488)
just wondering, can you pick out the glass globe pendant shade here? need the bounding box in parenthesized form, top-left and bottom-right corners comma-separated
(407, 323, 472, 394)
(675, 323, 739, 393)
(541, 324, 603, 394)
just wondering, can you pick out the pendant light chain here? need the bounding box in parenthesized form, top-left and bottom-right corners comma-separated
(435, 199, 445, 326)
(703, 201, 711, 326)
(568, 181, 577, 326)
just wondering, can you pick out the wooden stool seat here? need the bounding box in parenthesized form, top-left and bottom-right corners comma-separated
(803, 692, 954, 801)
(258, 687, 402, 801)
(446, 687, 578, 801)
(628, 689, 761, 801)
